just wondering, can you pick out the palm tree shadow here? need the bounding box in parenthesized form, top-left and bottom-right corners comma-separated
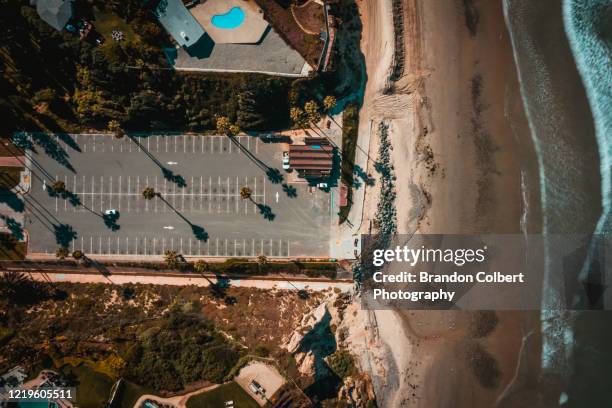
(0, 188, 25, 212)
(191, 224, 208, 241)
(257, 204, 276, 221)
(161, 167, 187, 188)
(0, 215, 24, 240)
(128, 135, 187, 187)
(158, 195, 208, 241)
(53, 223, 76, 247)
(229, 137, 284, 184)
(102, 213, 120, 231)
(282, 183, 297, 198)
(266, 168, 284, 184)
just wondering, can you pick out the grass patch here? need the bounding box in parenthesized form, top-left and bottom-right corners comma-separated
(59, 363, 115, 408)
(0, 167, 21, 189)
(339, 103, 359, 223)
(0, 233, 26, 260)
(115, 380, 152, 408)
(186, 382, 259, 408)
(93, 9, 138, 42)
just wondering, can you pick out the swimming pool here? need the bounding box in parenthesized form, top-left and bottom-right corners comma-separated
(211, 7, 245, 29)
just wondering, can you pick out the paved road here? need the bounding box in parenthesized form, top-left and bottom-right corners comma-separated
(24, 133, 334, 258)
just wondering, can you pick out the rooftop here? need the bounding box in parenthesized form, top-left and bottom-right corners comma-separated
(31, 0, 73, 31)
(154, 0, 205, 48)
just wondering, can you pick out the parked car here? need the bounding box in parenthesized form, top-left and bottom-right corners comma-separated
(282, 151, 290, 170)
(316, 182, 328, 189)
(104, 209, 118, 216)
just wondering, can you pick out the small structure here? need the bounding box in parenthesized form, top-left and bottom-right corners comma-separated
(154, 0, 206, 49)
(31, 0, 74, 31)
(289, 137, 333, 179)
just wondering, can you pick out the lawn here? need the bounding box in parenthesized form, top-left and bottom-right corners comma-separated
(59, 363, 115, 408)
(0, 233, 26, 260)
(186, 382, 259, 408)
(93, 9, 138, 42)
(116, 380, 152, 408)
(0, 167, 22, 190)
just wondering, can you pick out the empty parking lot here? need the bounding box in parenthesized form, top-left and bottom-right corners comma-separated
(24, 133, 335, 258)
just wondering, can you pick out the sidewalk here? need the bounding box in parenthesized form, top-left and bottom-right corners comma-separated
(329, 119, 373, 260)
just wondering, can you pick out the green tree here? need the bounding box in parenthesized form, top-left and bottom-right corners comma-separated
(55, 247, 69, 259)
(142, 187, 157, 200)
(323, 95, 337, 112)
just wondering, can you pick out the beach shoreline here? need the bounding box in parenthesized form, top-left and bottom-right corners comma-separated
(353, 0, 545, 406)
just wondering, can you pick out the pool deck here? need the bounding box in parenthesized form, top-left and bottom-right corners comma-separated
(171, 26, 312, 77)
(191, 0, 268, 44)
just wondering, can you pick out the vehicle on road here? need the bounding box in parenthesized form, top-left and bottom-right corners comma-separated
(104, 209, 118, 215)
(282, 151, 290, 170)
(316, 182, 328, 189)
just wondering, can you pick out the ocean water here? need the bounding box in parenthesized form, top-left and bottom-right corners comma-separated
(503, 0, 612, 403)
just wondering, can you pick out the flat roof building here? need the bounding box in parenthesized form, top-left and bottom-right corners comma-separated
(31, 0, 73, 31)
(289, 138, 333, 178)
(154, 0, 205, 49)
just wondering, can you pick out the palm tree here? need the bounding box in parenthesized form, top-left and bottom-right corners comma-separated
(52, 180, 66, 193)
(216, 116, 231, 135)
(240, 186, 253, 201)
(229, 124, 240, 136)
(216, 116, 240, 136)
(142, 187, 157, 200)
(55, 247, 69, 259)
(304, 100, 321, 125)
(164, 250, 180, 268)
(108, 120, 124, 139)
(290, 107, 308, 129)
(323, 95, 337, 112)
(194, 260, 209, 273)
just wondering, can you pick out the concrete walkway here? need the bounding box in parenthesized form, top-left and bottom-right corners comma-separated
(18, 269, 354, 292)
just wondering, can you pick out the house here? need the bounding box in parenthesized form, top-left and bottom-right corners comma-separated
(153, 0, 206, 49)
(30, 0, 74, 31)
(289, 137, 334, 179)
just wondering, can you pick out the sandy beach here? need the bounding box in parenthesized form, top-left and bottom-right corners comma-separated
(353, 0, 544, 406)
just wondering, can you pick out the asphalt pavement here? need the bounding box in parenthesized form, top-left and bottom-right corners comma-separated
(24, 133, 334, 258)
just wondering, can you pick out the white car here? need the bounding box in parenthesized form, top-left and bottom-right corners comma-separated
(282, 151, 290, 170)
(104, 209, 118, 216)
(316, 182, 328, 189)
